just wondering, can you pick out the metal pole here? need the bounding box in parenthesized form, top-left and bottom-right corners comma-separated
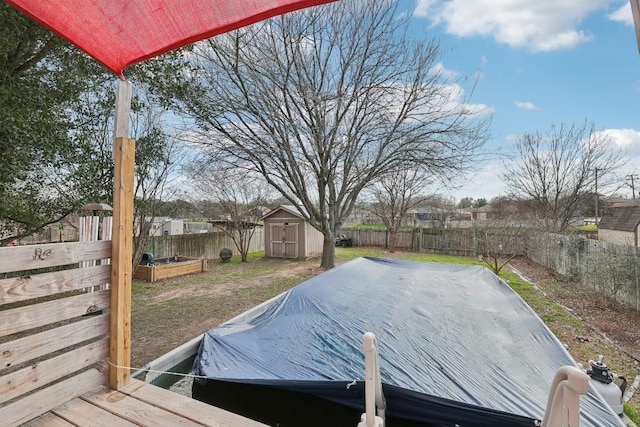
(595, 168, 599, 224)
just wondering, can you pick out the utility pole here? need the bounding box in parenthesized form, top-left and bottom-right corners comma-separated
(595, 168, 603, 224)
(628, 174, 639, 199)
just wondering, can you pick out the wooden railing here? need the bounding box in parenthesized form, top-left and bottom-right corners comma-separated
(0, 241, 112, 426)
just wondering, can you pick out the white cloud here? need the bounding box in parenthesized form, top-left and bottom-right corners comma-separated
(593, 129, 640, 187)
(607, 2, 634, 25)
(515, 101, 540, 110)
(414, 0, 437, 17)
(445, 160, 509, 201)
(429, 62, 459, 79)
(435, 83, 495, 117)
(596, 128, 640, 150)
(414, 0, 612, 51)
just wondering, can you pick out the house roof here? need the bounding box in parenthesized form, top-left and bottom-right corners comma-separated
(604, 198, 640, 209)
(598, 206, 640, 232)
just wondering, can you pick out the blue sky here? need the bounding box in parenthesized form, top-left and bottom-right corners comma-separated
(406, 0, 640, 202)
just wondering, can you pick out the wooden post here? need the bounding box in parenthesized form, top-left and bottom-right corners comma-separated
(631, 0, 640, 55)
(110, 136, 135, 390)
(113, 80, 131, 150)
(110, 79, 133, 389)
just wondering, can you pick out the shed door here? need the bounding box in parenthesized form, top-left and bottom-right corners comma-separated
(270, 223, 298, 259)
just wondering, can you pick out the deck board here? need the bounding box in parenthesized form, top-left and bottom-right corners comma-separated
(52, 398, 139, 427)
(24, 379, 268, 427)
(82, 386, 204, 426)
(22, 412, 75, 427)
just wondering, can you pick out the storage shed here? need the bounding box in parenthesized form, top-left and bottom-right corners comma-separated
(261, 205, 324, 259)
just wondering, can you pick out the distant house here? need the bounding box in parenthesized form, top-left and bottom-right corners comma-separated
(208, 219, 262, 231)
(598, 199, 640, 247)
(261, 205, 323, 259)
(138, 217, 184, 237)
(407, 206, 452, 227)
(470, 205, 491, 221)
(247, 205, 272, 218)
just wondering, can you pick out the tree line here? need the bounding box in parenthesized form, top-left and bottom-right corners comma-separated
(1, 1, 631, 270)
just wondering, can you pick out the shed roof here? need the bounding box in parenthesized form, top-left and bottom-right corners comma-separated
(598, 206, 640, 232)
(261, 205, 305, 220)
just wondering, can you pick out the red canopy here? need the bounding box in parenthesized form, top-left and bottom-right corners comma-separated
(5, 0, 336, 77)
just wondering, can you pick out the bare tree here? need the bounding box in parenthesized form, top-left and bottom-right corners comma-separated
(477, 221, 531, 275)
(185, 162, 270, 262)
(59, 82, 188, 268)
(502, 121, 626, 230)
(161, 0, 490, 268)
(130, 130, 185, 268)
(362, 167, 432, 252)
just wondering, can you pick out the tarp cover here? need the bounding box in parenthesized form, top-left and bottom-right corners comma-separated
(5, 0, 336, 77)
(192, 257, 623, 426)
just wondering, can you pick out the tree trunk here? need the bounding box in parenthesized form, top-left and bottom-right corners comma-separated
(389, 229, 397, 253)
(320, 233, 336, 269)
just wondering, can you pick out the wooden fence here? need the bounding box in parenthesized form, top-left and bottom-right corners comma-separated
(340, 227, 527, 257)
(9, 224, 638, 309)
(528, 233, 640, 309)
(340, 227, 640, 310)
(0, 241, 111, 425)
(141, 228, 265, 260)
(139, 226, 639, 310)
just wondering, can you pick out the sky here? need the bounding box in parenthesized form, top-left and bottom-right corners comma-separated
(406, 0, 640, 203)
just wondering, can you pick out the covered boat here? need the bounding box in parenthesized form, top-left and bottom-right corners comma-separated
(191, 257, 624, 426)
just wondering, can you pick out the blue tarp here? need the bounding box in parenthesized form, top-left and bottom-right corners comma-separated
(192, 257, 624, 427)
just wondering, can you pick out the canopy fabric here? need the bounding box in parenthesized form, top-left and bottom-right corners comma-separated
(5, 0, 336, 77)
(192, 257, 624, 427)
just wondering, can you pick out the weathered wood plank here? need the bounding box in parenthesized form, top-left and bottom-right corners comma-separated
(0, 367, 107, 427)
(52, 397, 138, 427)
(111, 137, 134, 390)
(0, 290, 109, 338)
(21, 412, 75, 427)
(81, 385, 203, 427)
(125, 380, 268, 427)
(0, 338, 108, 405)
(0, 314, 109, 371)
(0, 241, 111, 274)
(0, 265, 111, 304)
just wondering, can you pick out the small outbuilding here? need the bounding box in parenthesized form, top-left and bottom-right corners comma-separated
(261, 205, 324, 259)
(598, 199, 640, 247)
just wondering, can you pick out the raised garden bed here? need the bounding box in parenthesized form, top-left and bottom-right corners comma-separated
(134, 257, 208, 282)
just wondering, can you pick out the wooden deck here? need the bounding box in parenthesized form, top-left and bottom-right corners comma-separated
(23, 379, 267, 427)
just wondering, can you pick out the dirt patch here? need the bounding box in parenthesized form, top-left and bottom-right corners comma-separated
(131, 257, 322, 367)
